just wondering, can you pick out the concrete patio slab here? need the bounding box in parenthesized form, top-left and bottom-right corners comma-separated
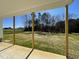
(0, 42, 32, 59)
(0, 42, 12, 51)
(0, 42, 66, 59)
(28, 49, 66, 59)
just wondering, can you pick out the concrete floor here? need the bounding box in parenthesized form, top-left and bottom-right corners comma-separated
(0, 42, 66, 59)
(0, 42, 12, 51)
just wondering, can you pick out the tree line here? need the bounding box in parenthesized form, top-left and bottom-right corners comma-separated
(24, 12, 79, 33)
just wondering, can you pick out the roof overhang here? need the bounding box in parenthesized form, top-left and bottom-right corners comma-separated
(0, 0, 72, 18)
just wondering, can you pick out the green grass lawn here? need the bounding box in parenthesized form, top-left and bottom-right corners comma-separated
(3, 30, 79, 59)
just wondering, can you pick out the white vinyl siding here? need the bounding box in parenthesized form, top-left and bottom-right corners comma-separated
(0, 19, 3, 38)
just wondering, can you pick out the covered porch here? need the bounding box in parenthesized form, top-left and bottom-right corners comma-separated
(0, 0, 72, 59)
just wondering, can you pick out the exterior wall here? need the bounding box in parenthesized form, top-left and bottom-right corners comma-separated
(0, 19, 3, 42)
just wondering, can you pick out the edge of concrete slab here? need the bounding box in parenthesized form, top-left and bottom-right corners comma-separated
(0, 42, 66, 59)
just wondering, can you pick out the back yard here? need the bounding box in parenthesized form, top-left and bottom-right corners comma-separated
(3, 30, 79, 59)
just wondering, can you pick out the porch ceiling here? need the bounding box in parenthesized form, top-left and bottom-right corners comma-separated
(0, 0, 72, 18)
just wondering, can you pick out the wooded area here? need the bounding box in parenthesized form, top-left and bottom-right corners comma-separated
(24, 13, 79, 33)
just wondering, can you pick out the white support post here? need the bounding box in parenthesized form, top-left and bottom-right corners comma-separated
(0, 19, 3, 42)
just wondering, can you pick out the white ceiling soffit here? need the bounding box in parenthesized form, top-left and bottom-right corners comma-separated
(0, 0, 72, 18)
